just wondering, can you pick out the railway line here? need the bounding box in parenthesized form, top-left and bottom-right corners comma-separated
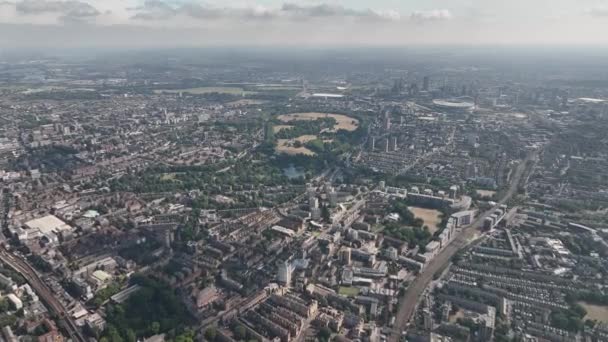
(0, 248, 85, 342)
(389, 152, 537, 341)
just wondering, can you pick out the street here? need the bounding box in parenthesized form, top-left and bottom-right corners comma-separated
(389, 151, 536, 341)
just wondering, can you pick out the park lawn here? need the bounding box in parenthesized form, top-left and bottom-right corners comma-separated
(339, 286, 360, 297)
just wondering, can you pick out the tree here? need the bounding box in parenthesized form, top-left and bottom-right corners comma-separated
(204, 327, 217, 342)
(318, 296, 328, 307)
(149, 322, 160, 335)
(126, 329, 137, 342)
(264, 122, 275, 143)
(318, 327, 331, 342)
(107, 326, 123, 342)
(175, 329, 195, 342)
(550, 312, 569, 330)
(569, 303, 587, 319)
(233, 325, 247, 340)
(0, 298, 9, 313)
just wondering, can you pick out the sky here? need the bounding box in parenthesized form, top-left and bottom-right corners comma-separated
(0, 0, 607, 48)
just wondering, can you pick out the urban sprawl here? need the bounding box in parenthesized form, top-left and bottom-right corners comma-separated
(0, 50, 607, 342)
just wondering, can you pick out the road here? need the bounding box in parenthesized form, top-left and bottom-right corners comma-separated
(0, 248, 85, 342)
(389, 152, 536, 341)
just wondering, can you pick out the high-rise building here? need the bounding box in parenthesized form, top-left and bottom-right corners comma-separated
(423, 76, 430, 91)
(278, 261, 294, 286)
(340, 247, 352, 265)
(423, 308, 433, 330)
(311, 208, 321, 220)
(383, 111, 391, 131)
(385, 247, 398, 260)
(329, 191, 338, 207)
(409, 83, 419, 96)
(309, 196, 319, 209)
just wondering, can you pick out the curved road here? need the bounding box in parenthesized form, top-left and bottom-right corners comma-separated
(389, 152, 536, 341)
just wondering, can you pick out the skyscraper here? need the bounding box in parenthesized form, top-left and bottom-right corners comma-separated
(383, 111, 391, 131)
(278, 260, 293, 286)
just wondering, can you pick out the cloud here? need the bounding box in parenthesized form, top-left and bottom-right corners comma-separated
(131, 0, 270, 21)
(14, 0, 100, 20)
(130, 1, 400, 22)
(410, 9, 452, 22)
(588, 6, 608, 17)
(131, 0, 176, 20)
(280, 3, 357, 18)
(280, 3, 400, 21)
(3, 1, 449, 28)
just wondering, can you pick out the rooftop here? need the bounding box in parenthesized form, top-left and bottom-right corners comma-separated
(25, 215, 72, 234)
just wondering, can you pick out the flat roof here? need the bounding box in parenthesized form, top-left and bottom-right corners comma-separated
(271, 225, 296, 237)
(426, 241, 441, 248)
(577, 97, 605, 103)
(92, 270, 112, 281)
(312, 93, 344, 98)
(433, 99, 475, 109)
(25, 215, 71, 234)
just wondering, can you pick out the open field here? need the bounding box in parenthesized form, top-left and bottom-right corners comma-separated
(22, 86, 67, 93)
(408, 206, 442, 233)
(273, 125, 294, 133)
(580, 302, 608, 323)
(276, 135, 318, 156)
(160, 173, 177, 181)
(277, 112, 359, 132)
(226, 99, 266, 106)
(339, 286, 360, 297)
(155, 87, 256, 95)
(255, 85, 301, 91)
(476, 189, 497, 198)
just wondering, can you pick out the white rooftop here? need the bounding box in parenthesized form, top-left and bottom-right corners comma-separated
(577, 97, 605, 103)
(312, 93, 344, 98)
(25, 215, 72, 234)
(433, 99, 475, 109)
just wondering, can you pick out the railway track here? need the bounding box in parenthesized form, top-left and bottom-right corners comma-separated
(0, 248, 85, 342)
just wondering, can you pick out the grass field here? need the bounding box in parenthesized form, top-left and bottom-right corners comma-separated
(273, 125, 294, 133)
(409, 206, 442, 233)
(580, 302, 608, 323)
(255, 85, 301, 91)
(339, 286, 360, 297)
(155, 87, 256, 95)
(276, 135, 317, 156)
(160, 173, 177, 181)
(226, 99, 266, 106)
(277, 112, 359, 132)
